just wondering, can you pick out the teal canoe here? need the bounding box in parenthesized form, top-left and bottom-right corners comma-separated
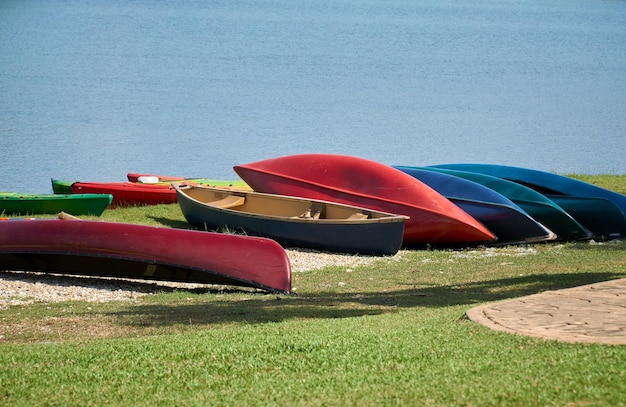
(0, 192, 112, 216)
(429, 163, 626, 239)
(430, 163, 626, 217)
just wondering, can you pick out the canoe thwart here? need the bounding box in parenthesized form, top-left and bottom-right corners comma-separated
(298, 203, 324, 219)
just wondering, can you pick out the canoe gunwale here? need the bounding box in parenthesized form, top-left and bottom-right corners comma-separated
(173, 183, 409, 225)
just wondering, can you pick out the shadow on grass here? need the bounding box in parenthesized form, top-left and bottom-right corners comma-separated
(108, 271, 624, 328)
(0, 270, 257, 296)
(148, 216, 246, 235)
(147, 216, 192, 229)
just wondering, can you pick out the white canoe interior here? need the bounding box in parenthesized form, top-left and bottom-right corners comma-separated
(176, 184, 406, 223)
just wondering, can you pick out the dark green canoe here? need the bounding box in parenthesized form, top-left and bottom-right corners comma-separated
(546, 195, 626, 240)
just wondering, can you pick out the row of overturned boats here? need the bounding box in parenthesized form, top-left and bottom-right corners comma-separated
(2, 154, 625, 294)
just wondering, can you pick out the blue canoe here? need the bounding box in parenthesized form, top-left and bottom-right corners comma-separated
(393, 166, 556, 244)
(430, 164, 626, 239)
(424, 167, 593, 241)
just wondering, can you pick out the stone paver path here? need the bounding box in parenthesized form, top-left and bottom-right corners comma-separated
(466, 278, 626, 345)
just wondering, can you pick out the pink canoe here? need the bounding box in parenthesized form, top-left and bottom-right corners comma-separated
(234, 154, 496, 246)
(0, 217, 292, 293)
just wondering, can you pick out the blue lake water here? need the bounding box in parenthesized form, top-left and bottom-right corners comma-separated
(1, 0, 625, 193)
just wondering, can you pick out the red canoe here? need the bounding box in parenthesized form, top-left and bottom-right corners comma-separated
(234, 154, 496, 246)
(70, 181, 178, 205)
(0, 217, 292, 293)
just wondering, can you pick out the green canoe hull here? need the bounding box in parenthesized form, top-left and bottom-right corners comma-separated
(1, 192, 113, 216)
(51, 179, 74, 194)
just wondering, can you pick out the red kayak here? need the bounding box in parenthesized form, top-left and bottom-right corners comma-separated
(234, 154, 496, 246)
(70, 181, 178, 205)
(0, 217, 292, 293)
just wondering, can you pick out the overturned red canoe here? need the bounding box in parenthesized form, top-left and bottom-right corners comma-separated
(0, 217, 292, 293)
(234, 154, 496, 246)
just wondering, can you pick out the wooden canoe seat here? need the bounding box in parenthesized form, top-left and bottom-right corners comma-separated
(208, 195, 245, 209)
(347, 212, 368, 220)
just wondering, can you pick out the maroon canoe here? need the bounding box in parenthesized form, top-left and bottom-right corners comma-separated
(234, 154, 496, 246)
(0, 217, 292, 293)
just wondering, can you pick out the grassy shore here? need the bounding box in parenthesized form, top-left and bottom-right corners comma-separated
(1, 174, 625, 406)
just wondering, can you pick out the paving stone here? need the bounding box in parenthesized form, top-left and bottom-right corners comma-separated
(465, 278, 626, 345)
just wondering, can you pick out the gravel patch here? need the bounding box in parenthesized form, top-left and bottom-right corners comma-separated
(0, 249, 401, 308)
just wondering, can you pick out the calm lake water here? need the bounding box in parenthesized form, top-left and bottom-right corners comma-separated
(1, 0, 625, 193)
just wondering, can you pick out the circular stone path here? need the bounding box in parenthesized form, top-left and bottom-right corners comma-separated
(465, 278, 626, 345)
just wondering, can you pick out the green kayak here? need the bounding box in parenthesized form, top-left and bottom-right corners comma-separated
(0, 192, 113, 216)
(51, 179, 74, 194)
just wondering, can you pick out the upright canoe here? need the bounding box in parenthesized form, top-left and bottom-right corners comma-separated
(1, 192, 112, 216)
(424, 167, 593, 241)
(0, 217, 292, 293)
(393, 166, 556, 244)
(234, 154, 497, 247)
(174, 183, 407, 255)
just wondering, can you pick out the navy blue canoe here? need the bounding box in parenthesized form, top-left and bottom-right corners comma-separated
(423, 166, 593, 241)
(393, 166, 556, 245)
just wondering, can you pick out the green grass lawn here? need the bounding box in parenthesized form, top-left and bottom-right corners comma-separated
(1, 174, 625, 406)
